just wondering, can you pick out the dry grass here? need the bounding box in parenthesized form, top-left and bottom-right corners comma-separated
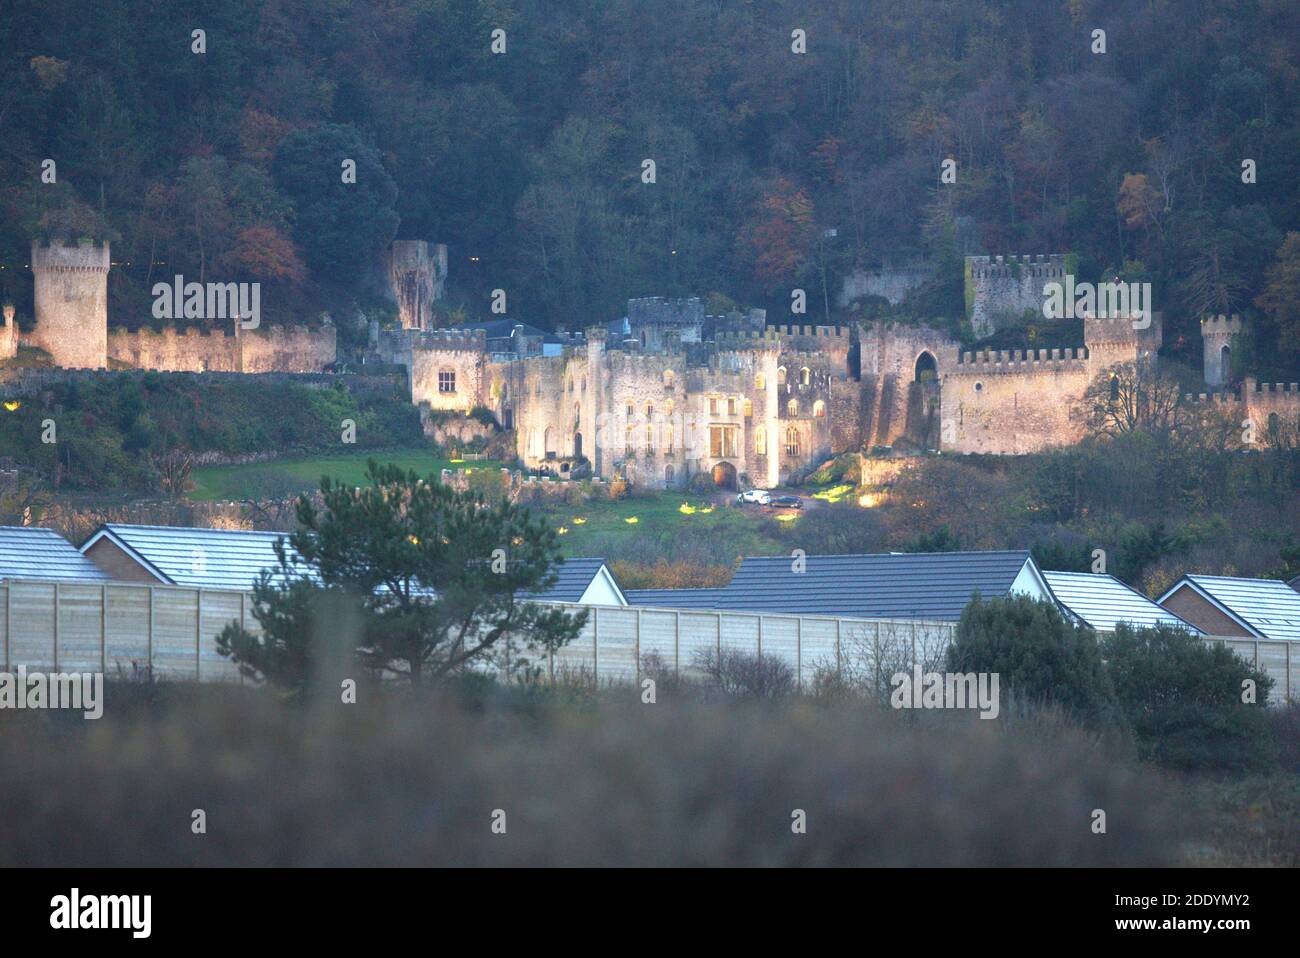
(0, 679, 1192, 867)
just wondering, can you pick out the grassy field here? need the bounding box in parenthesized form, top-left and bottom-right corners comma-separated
(190, 448, 503, 500)
(531, 492, 787, 562)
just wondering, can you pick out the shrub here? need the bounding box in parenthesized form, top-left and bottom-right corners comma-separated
(1102, 623, 1276, 771)
(946, 595, 1118, 726)
(693, 648, 795, 699)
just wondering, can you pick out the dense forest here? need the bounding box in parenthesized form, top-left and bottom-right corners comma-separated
(1, 0, 1298, 374)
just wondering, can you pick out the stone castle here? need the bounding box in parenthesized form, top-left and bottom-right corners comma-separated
(2, 240, 337, 373)
(6, 239, 1296, 487)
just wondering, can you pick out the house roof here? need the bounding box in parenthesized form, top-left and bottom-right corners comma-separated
(628, 551, 1041, 620)
(461, 319, 562, 345)
(1042, 570, 1200, 634)
(81, 524, 622, 605)
(1159, 574, 1300, 642)
(528, 557, 626, 605)
(81, 524, 301, 591)
(624, 587, 736, 609)
(0, 526, 113, 583)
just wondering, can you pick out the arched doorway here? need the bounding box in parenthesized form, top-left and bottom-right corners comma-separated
(915, 351, 937, 382)
(711, 461, 737, 489)
(573, 431, 583, 459)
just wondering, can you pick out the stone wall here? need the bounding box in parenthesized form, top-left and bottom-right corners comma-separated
(943, 350, 1092, 454)
(966, 253, 1066, 338)
(838, 264, 933, 307)
(386, 240, 447, 330)
(0, 308, 17, 361)
(106, 323, 336, 373)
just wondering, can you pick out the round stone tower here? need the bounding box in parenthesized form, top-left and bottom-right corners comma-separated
(30, 240, 110, 368)
(1200, 315, 1242, 388)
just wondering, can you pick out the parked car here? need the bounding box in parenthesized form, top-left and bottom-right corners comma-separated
(737, 489, 771, 505)
(771, 495, 803, 509)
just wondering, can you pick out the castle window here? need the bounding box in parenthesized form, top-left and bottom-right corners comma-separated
(743, 399, 752, 418)
(800, 366, 811, 386)
(626, 401, 635, 419)
(756, 426, 767, 455)
(974, 382, 983, 393)
(709, 397, 719, 415)
(785, 427, 800, 457)
(710, 425, 738, 458)
(645, 401, 654, 418)
(582, 377, 587, 392)
(664, 423, 674, 452)
(727, 398, 737, 416)
(665, 464, 675, 483)
(625, 425, 635, 456)
(1268, 413, 1280, 440)
(1108, 376, 1120, 402)
(645, 423, 654, 453)
(755, 373, 766, 391)
(439, 370, 456, 393)
(664, 370, 674, 388)
(787, 399, 799, 416)
(665, 399, 674, 417)
(777, 366, 787, 385)
(813, 400, 825, 418)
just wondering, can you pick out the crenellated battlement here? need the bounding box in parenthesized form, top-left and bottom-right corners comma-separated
(966, 253, 1066, 281)
(1200, 314, 1244, 337)
(30, 240, 111, 273)
(410, 327, 488, 353)
(1184, 391, 1242, 406)
(954, 346, 1089, 370)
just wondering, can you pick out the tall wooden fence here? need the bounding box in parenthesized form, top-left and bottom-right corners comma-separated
(0, 579, 1293, 704)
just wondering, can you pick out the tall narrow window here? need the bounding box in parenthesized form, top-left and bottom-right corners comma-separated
(785, 427, 800, 457)
(756, 426, 767, 455)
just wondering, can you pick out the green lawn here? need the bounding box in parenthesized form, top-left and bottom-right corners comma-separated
(189, 449, 502, 501)
(530, 491, 787, 560)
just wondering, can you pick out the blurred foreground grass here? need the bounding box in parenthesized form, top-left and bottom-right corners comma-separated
(0, 680, 1220, 867)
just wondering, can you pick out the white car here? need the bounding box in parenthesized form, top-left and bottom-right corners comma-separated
(737, 489, 771, 505)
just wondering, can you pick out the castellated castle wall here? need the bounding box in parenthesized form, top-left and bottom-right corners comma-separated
(106, 324, 336, 373)
(943, 350, 1092, 454)
(30, 241, 111, 368)
(966, 254, 1066, 338)
(1184, 380, 1300, 447)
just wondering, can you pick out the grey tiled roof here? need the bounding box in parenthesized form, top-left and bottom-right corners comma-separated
(527, 557, 620, 603)
(0, 526, 113, 582)
(623, 587, 736, 609)
(1165, 575, 1300, 642)
(629, 551, 1037, 620)
(1043, 570, 1199, 634)
(85, 524, 618, 604)
(83, 524, 302, 591)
